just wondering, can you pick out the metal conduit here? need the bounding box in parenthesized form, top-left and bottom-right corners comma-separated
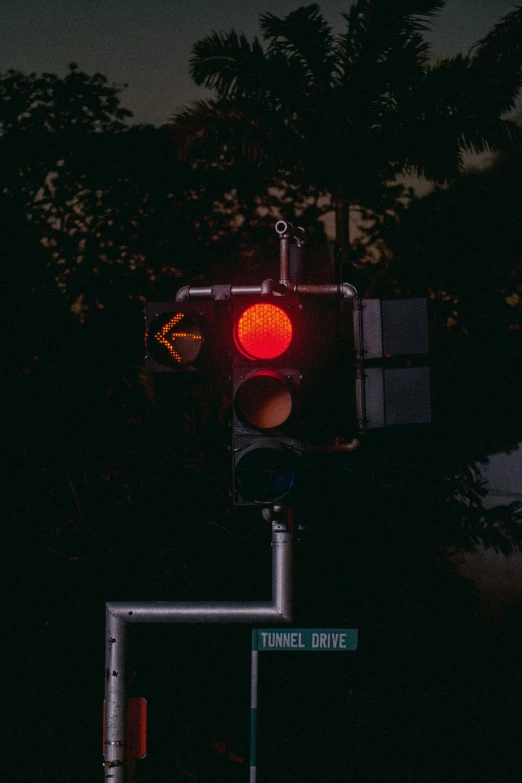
(175, 281, 358, 302)
(103, 526, 294, 782)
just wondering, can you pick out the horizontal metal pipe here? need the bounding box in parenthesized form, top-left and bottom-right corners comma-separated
(295, 284, 338, 295)
(175, 282, 359, 302)
(295, 283, 358, 298)
(107, 524, 294, 624)
(107, 601, 289, 623)
(230, 285, 265, 296)
(176, 284, 269, 301)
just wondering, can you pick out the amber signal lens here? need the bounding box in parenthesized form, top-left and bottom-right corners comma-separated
(235, 370, 292, 430)
(147, 312, 203, 366)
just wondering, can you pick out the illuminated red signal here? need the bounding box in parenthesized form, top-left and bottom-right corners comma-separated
(234, 303, 293, 360)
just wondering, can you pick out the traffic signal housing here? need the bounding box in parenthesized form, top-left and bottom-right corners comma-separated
(231, 298, 302, 506)
(143, 292, 431, 510)
(144, 301, 221, 373)
(358, 298, 431, 428)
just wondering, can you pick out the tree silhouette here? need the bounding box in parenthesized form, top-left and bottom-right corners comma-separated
(1, 64, 263, 333)
(3, 35, 522, 781)
(172, 1, 521, 263)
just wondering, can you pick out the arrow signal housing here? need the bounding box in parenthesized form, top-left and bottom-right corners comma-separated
(144, 301, 223, 373)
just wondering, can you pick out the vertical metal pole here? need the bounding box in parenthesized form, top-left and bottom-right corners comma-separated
(272, 513, 294, 620)
(279, 234, 290, 286)
(104, 609, 127, 782)
(250, 631, 259, 783)
(275, 221, 293, 286)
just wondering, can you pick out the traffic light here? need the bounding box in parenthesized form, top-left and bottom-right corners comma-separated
(144, 301, 221, 373)
(231, 298, 302, 506)
(358, 298, 431, 428)
(143, 290, 431, 508)
(143, 298, 231, 506)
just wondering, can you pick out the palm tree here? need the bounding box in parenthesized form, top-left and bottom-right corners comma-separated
(172, 2, 521, 263)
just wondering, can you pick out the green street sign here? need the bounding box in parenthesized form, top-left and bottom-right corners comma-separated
(253, 628, 358, 651)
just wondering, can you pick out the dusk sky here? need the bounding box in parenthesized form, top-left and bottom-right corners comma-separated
(1, 0, 519, 126)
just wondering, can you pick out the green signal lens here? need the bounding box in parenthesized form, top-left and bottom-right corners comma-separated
(235, 446, 295, 503)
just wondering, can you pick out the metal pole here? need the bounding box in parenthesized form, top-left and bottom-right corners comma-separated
(103, 611, 127, 782)
(271, 521, 294, 620)
(250, 633, 259, 783)
(275, 221, 294, 286)
(103, 522, 294, 780)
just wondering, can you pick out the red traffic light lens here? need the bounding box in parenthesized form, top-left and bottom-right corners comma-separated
(235, 303, 293, 360)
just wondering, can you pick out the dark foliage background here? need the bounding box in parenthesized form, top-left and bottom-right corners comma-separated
(4, 5, 522, 779)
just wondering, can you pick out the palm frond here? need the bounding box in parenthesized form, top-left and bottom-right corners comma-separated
(260, 4, 336, 89)
(171, 98, 296, 170)
(470, 6, 522, 116)
(392, 0, 446, 33)
(189, 30, 266, 99)
(175, 0, 519, 233)
(471, 5, 522, 62)
(396, 55, 522, 181)
(338, 0, 444, 72)
(171, 99, 239, 162)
